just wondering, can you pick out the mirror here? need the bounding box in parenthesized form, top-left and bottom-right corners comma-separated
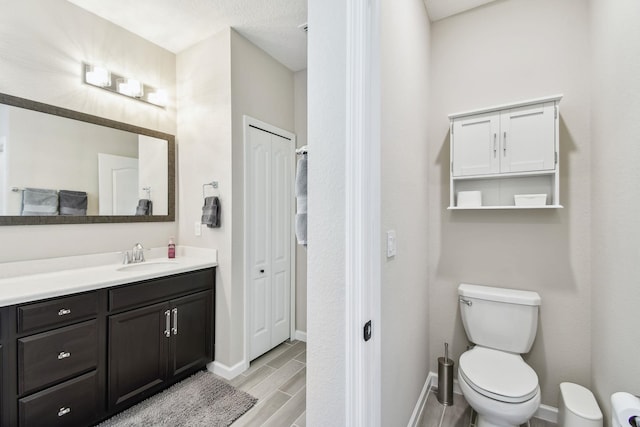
(0, 92, 175, 225)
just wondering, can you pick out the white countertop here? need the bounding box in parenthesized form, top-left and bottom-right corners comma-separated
(0, 246, 217, 307)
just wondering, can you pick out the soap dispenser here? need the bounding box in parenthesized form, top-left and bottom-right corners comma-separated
(168, 237, 176, 259)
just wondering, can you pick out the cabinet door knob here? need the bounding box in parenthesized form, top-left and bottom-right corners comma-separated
(57, 351, 71, 360)
(503, 131, 507, 155)
(58, 308, 71, 316)
(493, 133, 497, 157)
(58, 407, 71, 417)
(260, 269, 265, 273)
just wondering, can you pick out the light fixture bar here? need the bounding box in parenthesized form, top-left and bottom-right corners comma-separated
(82, 62, 167, 108)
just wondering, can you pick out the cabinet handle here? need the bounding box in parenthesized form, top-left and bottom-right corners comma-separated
(57, 351, 71, 360)
(493, 133, 497, 157)
(172, 308, 178, 335)
(57, 407, 71, 417)
(503, 131, 507, 155)
(164, 310, 171, 337)
(58, 308, 71, 316)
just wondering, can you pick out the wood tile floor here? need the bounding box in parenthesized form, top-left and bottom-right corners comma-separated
(418, 388, 556, 427)
(224, 340, 307, 427)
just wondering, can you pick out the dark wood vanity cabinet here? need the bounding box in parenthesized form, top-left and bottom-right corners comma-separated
(0, 267, 215, 427)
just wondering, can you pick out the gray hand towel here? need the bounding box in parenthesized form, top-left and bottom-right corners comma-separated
(59, 190, 88, 216)
(295, 155, 308, 246)
(21, 188, 58, 216)
(135, 199, 153, 216)
(201, 196, 221, 228)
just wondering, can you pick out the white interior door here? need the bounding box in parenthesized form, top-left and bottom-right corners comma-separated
(247, 124, 293, 361)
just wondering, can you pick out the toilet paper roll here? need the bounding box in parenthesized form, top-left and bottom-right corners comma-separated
(611, 392, 640, 426)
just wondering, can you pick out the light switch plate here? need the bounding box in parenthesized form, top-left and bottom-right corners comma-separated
(386, 230, 396, 258)
(194, 221, 201, 236)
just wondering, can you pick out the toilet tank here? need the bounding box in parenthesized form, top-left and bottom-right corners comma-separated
(458, 283, 541, 353)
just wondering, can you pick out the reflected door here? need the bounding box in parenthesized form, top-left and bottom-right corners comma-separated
(98, 153, 138, 215)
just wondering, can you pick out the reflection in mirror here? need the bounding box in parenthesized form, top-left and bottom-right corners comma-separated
(0, 92, 174, 225)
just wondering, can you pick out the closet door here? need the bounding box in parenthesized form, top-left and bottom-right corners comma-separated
(247, 125, 293, 361)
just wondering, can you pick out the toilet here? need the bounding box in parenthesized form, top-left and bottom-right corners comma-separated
(458, 283, 542, 427)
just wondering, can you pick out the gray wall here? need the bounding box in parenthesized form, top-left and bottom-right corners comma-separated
(590, 0, 640, 423)
(428, 0, 592, 406)
(380, 0, 431, 424)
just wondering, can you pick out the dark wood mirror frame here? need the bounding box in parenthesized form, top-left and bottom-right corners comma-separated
(0, 92, 175, 225)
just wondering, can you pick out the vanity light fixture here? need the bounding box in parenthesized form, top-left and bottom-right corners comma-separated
(82, 62, 166, 108)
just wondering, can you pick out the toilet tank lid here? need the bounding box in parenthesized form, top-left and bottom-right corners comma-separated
(458, 283, 541, 306)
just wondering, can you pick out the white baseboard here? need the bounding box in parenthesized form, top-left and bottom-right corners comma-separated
(207, 359, 247, 380)
(294, 330, 307, 342)
(408, 371, 558, 426)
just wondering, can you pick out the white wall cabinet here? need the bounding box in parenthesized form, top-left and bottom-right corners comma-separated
(449, 95, 562, 209)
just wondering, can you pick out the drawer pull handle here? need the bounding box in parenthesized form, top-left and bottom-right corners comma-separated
(58, 308, 71, 316)
(58, 351, 71, 360)
(58, 407, 71, 417)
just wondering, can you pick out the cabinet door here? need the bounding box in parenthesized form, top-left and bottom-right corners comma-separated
(499, 102, 556, 173)
(108, 302, 169, 409)
(169, 291, 213, 377)
(452, 112, 500, 177)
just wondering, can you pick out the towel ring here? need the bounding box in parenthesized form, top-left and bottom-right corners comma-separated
(202, 181, 218, 199)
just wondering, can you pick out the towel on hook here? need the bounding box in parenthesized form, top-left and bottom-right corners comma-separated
(201, 196, 221, 228)
(21, 188, 58, 216)
(295, 154, 307, 246)
(135, 199, 153, 216)
(59, 190, 88, 216)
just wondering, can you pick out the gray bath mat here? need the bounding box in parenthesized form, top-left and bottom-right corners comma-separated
(99, 371, 257, 427)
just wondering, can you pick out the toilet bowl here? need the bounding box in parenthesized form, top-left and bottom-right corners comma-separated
(458, 347, 541, 427)
(458, 283, 542, 427)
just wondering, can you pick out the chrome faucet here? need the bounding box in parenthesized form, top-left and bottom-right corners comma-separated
(132, 243, 145, 263)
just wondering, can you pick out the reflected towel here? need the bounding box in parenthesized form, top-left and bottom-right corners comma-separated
(135, 199, 153, 216)
(59, 190, 88, 216)
(21, 188, 58, 216)
(295, 155, 307, 246)
(201, 196, 221, 228)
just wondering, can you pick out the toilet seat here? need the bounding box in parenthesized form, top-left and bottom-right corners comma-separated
(459, 347, 539, 404)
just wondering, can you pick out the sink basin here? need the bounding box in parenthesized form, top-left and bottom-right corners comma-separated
(117, 261, 179, 272)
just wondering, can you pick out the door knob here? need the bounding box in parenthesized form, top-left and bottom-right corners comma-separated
(260, 269, 265, 273)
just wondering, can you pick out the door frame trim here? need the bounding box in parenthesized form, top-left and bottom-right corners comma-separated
(242, 115, 297, 368)
(345, 0, 381, 425)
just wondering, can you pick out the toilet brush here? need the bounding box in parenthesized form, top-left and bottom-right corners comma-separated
(437, 342, 454, 405)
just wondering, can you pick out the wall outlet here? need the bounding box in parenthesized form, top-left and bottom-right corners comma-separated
(194, 221, 201, 236)
(386, 230, 396, 258)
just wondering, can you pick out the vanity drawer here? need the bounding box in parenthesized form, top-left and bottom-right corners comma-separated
(18, 291, 98, 334)
(109, 268, 213, 311)
(19, 370, 97, 427)
(18, 320, 98, 395)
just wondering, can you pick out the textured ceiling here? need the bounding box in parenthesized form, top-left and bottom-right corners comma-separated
(424, 0, 498, 21)
(67, 0, 308, 72)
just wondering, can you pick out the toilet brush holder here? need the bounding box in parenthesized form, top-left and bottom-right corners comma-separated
(437, 356, 454, 406)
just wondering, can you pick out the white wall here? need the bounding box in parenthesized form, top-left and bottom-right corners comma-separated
(428, 0, 591, 406)
(294, 69, 308, 333)
(306, 0, 347, 423)
(176, 28, 234, 366)
(590, 0, 640, 423)
(380, 0, 431, 424)
(0, 0, 177, 262)
(138, 135, 168, 216)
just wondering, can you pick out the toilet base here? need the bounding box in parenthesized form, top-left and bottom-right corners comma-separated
(476, 414, 518, 427)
